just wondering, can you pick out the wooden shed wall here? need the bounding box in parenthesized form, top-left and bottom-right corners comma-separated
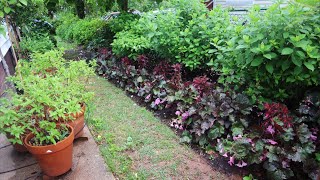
(213, 0, 283, 8)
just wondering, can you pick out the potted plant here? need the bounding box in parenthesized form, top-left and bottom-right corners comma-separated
(9, 50, 95, 139)
(24, 121, 74, 177)
(0, 93, 34, 152)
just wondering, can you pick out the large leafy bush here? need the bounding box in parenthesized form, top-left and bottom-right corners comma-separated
(112, 0, 208, 59)
(56, 13, 106, 46)
(71, 18, 106, 45)
(94, 13, 140, 49)
(216, 4, 320, 102)
(112, 10, 182, 59)
(174, 8, 231, 69)
(56, 12, 79, 41)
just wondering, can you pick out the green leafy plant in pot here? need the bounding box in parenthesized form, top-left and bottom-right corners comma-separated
(9, 50, 95, 139)
(0, 93, 35, 152)
(24, 121, 74, 177)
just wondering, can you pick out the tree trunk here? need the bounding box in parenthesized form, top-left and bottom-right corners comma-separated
(117, 0, 128, 12)
(105, 0, 114, 12)
(75, 0, 85, 19)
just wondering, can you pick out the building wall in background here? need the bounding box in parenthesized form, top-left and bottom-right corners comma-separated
(0, 23, 15, 96)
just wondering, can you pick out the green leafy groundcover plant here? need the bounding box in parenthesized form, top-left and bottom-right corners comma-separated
(96, 48, 320, 179)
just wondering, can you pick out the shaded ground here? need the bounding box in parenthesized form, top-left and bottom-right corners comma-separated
(86, 76, 242, 180)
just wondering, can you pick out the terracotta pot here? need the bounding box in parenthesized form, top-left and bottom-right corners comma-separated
(49, 104, 86, 139)
(6, 131, 30, 153)
(12, 143, 27, 152)
(68, 104, 86, 139)
(58, 104, 86, 139)
(24, 125, 74, 177)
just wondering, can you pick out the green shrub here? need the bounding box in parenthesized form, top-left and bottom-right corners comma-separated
(216, 3, 320, 102)
(108, 13, 140, 34)
(20, 34, 55, 55)
(72, 18, 106, 45)
(161, 0, 207, 25)
(112, 30, 152, 58)
(88, 13, 140, 49)
(56, 13, 106, 46)
(55, 12, 79, 41)
(174, 7, 232, 70)
(112, 0, 208, 59)
(112, 10, 182, 59)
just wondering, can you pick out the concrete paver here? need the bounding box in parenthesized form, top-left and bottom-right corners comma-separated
(0, 126, 115, 180)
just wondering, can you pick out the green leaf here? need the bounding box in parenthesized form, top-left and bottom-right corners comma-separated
(281, 48, 293, 55)
(297, 124, 312, 143)
(4, 7, 11, 14)
(236, 45, 247, 49)
(283, 32, 289, 38)
(208, 49, 216, 54)
(316, 153, 320, 162)
(294, 66, 302, 75)
(251, 57, 263, 66)
(231, 122, 244, 136)
(137, 76, 143, 83)
(291, 56, 302, 66)
(281, 61, 291, 71)
(9, 0, 17, 4)
(208, 124, 224, 139)
(304, 62, 314, 71)
(263, 53, 277, 60)
(295, 40, 309, 48)
(19, 0, 28, 6)
(266, 63, 274, 74)
(0, 11, 3, 18)
(266, 152, 279, 162)
(296, 51, 305, 58)
(243, 174, 254, 180)
(255, 140, 264, 152)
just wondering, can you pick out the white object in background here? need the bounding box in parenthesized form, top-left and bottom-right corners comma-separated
(226, 0, 254, 6)
(0, 23, 12, 61)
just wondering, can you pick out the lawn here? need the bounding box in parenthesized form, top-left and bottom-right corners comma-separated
(86, 76, 238, 180)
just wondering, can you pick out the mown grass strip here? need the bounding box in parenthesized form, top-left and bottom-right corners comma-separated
(86, 76, 231, 180)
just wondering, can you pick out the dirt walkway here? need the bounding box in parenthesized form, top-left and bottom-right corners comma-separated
(87, 76, 242, 180)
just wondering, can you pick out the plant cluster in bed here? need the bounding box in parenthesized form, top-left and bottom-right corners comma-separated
(93, 1, 320, 179)
(53, 0, 319, 178)
(96, 46, 320, 179)
(111, 1, 320, 104)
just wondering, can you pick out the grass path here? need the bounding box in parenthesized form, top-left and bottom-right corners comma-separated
(86, 76, 240, 180)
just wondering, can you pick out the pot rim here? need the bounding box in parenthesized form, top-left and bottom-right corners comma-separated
(24, 124, 74, 154)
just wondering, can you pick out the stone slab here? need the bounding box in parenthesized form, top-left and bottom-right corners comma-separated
(0, 127, 115, 180)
